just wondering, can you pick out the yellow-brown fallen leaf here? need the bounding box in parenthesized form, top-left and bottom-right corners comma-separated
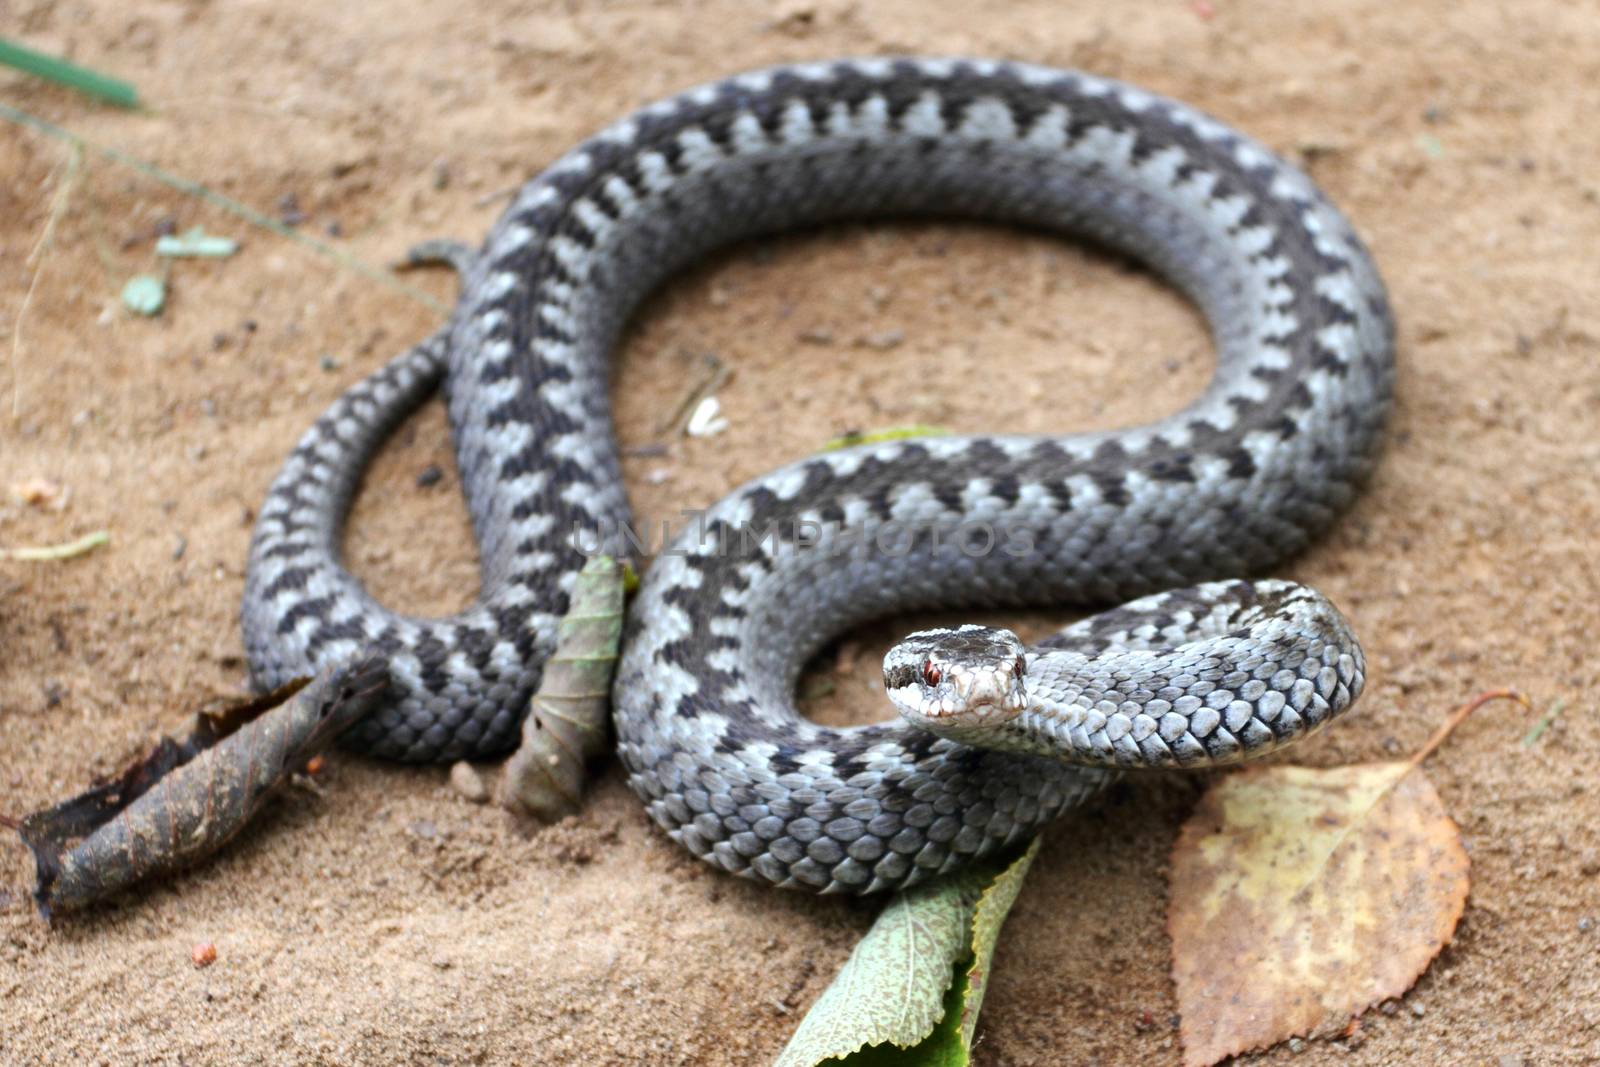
(1168, 689, 1526, 1067)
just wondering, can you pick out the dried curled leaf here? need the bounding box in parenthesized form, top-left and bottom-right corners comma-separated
(775, 838, 1039, 1067)
(8, 655, 390, 917)
(1168, 763, 1469, 1067)
(499, 555, 624, 821)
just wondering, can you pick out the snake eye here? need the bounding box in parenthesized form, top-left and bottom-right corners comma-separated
(922, 661, 942, 686)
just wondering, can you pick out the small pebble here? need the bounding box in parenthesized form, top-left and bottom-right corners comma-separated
(120, 275, 166, 317)
(191, 942, 217, 968)
(319, 354, 341, 372)
(278, 193, 305, 226)
(171, 535, 187, 561)
(10, 476, 66, 509)
(857, 328, 905, 351)
(408, 819, 438, 840)
(622, 443, 669, 458)
(1411, 1002, 1426, 1018)
(685, 396, 729, 437)
(450, 761, 488, 803)
(1287, 1037, 1305, 1053)
(1579, 916, 1593, 933)
(798, 326, 835, 345)
(416, 465, 444, 489)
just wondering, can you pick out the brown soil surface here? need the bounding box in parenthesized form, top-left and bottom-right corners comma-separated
(3, 1, 1598, 1064)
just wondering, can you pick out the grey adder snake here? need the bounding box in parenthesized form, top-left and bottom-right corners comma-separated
(241, 58, 1393, 894)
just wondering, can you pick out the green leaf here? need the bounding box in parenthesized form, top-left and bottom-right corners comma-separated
(156, 226, 239, 258)
(775, 838, 1040, 1067)
(0, 38, 140, 109)
(120, 274, 166, 316)
(822, 425, 949, 452)
(958, 834, 1039, 1049)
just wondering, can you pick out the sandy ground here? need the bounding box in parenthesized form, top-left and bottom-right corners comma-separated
(2, 1, 1599, 1063)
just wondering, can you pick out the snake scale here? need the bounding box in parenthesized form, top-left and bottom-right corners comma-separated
(242, 58, 1394, 894)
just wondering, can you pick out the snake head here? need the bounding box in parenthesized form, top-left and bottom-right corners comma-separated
(883, 625, 1028, 738)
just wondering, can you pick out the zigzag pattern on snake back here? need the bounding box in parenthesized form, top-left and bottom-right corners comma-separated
(242, 58, 1394, 894)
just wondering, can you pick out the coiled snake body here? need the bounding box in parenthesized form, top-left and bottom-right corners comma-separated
(243, 59, 1393, 894)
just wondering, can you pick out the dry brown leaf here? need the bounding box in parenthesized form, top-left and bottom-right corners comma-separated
(499, 555, 623, 822)
(6, 655, 389, 917)
(1168, 762, 1469, 1066)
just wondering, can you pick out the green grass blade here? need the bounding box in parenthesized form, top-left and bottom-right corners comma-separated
(0, 102, 447, 313)
(0, 39, 139, 109)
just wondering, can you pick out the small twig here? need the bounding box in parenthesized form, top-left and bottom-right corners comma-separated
(10, 143, 81, 417)
(2, 530, 109, 561)
(621, 443, 670, 459)
(472, 183, 523, 208)
(79, 169, 127, 285)
(1408, 688, 1531, 769)
(1520, 699, 1566, 748)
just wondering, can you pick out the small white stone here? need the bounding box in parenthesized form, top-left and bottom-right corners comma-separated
(686, 396, 729, 437)
(450, 761, 489, 803)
